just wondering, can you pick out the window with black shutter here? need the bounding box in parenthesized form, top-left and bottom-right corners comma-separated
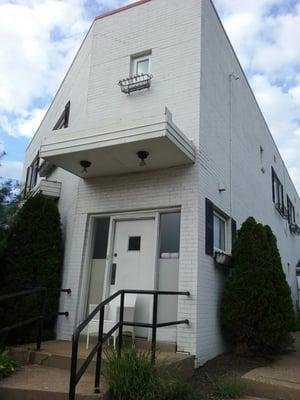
(287, 196, 295, 225)
(53, 101, 70, 130)
(272, 167, 285, 216)
(24, 154, 39, 196)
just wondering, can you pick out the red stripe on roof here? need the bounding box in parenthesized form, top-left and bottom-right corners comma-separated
(94, 0, 152, 21)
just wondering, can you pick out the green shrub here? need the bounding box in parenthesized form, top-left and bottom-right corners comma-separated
(221, 217, 296, 356)
(104, 347, 194, 400)
(0, 193, 63, 344)
(0, 351, 17, 380)
(214, 375, 246, 399)
(160, 380, 194, 400)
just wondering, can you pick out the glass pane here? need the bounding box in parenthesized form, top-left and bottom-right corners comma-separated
(219, 218, 225, 250)
(128, 236, 141, 251)
(159, 213, 180, 257)
(214, 214, 226, 251)
(213, 215, 219, 249)
(137, 59, 149, 75)
(93, 218, 110, 259)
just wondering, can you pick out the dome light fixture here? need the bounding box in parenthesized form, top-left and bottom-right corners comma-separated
(136, 150, 149, 167)
(80, 160, 91, 173)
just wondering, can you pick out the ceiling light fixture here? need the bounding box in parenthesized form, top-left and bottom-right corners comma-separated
(136, 150, 149, 167)
(80, 160, 91, 173)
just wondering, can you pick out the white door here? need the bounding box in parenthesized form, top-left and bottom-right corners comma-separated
(110, 218, 156, 337)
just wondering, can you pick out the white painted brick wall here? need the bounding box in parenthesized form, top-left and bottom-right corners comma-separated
(196, 0, 300, 365)
(23, 0, 300, 367)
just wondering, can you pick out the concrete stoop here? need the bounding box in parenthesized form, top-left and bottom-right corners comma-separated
(0, 341, 194, 400)
(0, 364, 105, 400)
(243, 367, 300, 400)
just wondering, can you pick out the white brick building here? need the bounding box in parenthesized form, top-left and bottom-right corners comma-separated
(23, 0, 300, 366)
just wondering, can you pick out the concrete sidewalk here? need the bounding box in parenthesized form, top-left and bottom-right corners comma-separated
(243, 332, 300, 400)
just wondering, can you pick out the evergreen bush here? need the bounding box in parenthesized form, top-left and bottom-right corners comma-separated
(0, 193, 63, 343)
(221, 217, 295, 356)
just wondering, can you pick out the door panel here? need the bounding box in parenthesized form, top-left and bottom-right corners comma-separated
(110, 218, 156, 337)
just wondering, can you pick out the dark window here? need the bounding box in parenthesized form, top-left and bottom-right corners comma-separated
(53, 101, 70, 130)
(24, 155, 39, 196)
(287, 196, 295, 225)
(92, 218, 110, 259)
(159, 212, 180, 258)
(128, 236, 141, 251)
(272, 167, 284, 214)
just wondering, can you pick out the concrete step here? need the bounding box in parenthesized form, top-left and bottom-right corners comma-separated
(0, 364, 106, 400)
(8, 340, 195, 380)
(243, 366, 300, 400)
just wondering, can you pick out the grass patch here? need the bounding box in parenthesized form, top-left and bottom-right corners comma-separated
(104, 347, 194, 400)
(0, 351, 17, 380)
(214, 375, 246, 399)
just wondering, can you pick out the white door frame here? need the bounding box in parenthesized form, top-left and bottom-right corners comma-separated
(77, 207, 181, 327)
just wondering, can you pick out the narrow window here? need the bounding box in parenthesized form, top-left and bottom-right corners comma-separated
(53, 101, 70, 130)
(159, 212, 180, 258)
(213, 212, 226, 252)
(272, 167, 284, 214)
(287, 196, 295, 225)
(131, 53, 151, 76)
(24, 154, 39, 196)
(128, 236, 141, 251)
(92, 218, 110, 259)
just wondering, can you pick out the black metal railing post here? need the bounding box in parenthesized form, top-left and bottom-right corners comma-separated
(118, 291, 125, 358)
(37, 287, 47, 351)
(94, 307, 104, 394)
(68, 290, 190, 399)
(151, 292, 158, 364)
(69, 333, 79, 400)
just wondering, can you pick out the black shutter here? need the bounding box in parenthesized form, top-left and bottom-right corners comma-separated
(281, 184, 284, 213)
(271, 167, 275, 203)
(64, 101, 70, 128)
(24, 167, 30, 197)
(205, 198, 214, 256)
(231, 219, 237, 248)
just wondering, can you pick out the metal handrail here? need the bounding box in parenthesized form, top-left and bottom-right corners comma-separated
(69, 289, 190, 400)
(0, 287, 47, 351)
(0, 287, 70, 350)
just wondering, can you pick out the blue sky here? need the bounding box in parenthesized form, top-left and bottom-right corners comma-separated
(0, 0, 300, 192)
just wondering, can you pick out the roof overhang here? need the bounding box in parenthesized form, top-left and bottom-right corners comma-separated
(39, 109, 195, 178)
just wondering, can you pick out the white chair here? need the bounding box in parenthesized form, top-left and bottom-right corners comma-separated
(86, 294, 137, 349)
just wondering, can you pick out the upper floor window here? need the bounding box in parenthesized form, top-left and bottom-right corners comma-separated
(24, 154, 39, 196)
(131, 52, 151, 76)
(53, 101, 70, 130)
(272, 167, 284, 213)
(287, 196, 295, 225)
(213, 211, 226, 252)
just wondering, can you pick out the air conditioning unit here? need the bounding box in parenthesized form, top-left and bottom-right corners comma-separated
(214, 251, 232, 267)
(290, 223, 300, 235)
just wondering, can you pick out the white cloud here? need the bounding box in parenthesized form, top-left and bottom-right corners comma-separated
(214, 0, 300, 194)
(0, 160, 23, 181)
(0, 0, 91, 138)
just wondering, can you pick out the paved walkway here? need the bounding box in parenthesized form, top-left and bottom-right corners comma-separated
(243, 332, 300, 400)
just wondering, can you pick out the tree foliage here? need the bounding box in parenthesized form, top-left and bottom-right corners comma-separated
(0, 180, 20, 256)
(0, 193, 63, 343)
(221, 217, 295, 356)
